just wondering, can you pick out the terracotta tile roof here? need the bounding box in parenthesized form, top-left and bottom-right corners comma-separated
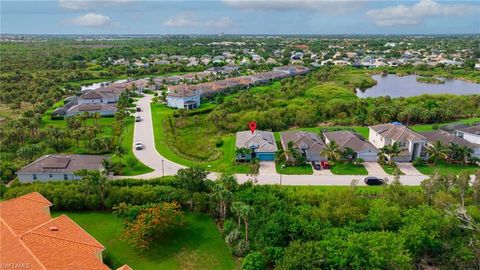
(0, 192, 113, 270)
(0, 192, 52, 235)
(116, 265, 133, 270)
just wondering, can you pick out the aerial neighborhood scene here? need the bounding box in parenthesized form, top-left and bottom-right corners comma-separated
(1, 0, 480, 269)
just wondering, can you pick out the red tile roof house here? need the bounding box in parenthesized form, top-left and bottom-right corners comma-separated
(0, 192, 131, 270)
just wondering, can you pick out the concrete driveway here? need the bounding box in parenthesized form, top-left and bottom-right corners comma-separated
(364, 162, 388, 177)
(395, 162, 424, 176)
(259, 161, 278, 175)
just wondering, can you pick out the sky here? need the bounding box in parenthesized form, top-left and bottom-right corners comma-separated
(1, 0, 479, 35)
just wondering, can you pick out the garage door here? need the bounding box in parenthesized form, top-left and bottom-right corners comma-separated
(257, 153, 275, 161)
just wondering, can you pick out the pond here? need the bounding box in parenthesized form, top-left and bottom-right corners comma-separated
(80, 79, 128, 91)
(356, 75, 479, 98)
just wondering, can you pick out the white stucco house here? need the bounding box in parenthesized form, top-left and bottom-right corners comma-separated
(166, 84, 201, 110)
(369, 123, 426, 162)
(456, 126, 480, 145)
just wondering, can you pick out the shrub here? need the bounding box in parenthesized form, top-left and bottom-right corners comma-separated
(412, 157, 425, 166)
(242, 252, 267, 270)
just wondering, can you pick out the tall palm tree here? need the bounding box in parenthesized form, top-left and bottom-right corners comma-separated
(457, 145, 474, 165)
(321, 141, 341, 162)
(341, 147, 356, 163)
(114, 145, 127, 162)
(426, 141, 448, 165)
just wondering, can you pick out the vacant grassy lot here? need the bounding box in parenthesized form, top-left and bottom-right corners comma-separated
(414, 160, 479, 175)
(151, 103, 250, 174)
(330, 163, 368, 175)
(276, 162, 313, 175)
(54, 211, 235, 270)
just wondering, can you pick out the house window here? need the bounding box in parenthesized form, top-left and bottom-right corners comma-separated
(398, 141, 407, 148)
(33, 174, 37, 180)
(49, 174, 53, 178)
(64, 174, 68, 180)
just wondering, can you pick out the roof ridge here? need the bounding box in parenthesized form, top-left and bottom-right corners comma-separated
(1, 219, 47, 270)
(19, 193, 53, 206)
(21, 215, 105, 249)
(15, 155, 51, 173)
(23, 231, 105, 250)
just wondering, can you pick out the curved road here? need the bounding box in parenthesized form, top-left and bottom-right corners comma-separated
(126, 94, 430, 185)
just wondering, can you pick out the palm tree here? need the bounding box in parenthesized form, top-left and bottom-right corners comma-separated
(387, 142, 402, 165)
(457, 145, 474, 165)
(235, 147, 251, 163)
(321, 141, 341, 162)
(341, 147, 356, 163)
(231, 201, 244, 229)
(236, 203, 252, 242)
(426, 141, 448, 165)
(114, 145, 127, 161)
(211, 184, 232, 221)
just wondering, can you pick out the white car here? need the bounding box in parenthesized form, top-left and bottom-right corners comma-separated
(135, 142, 143, 150)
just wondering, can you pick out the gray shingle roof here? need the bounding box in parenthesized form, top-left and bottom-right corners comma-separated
(323, 131, 377, 152)
(236, 130, 278, 153)
(421, 130, 479, 148)
(16, 155, 106, 174)
(456, 125, 480, 136)
(369, 123, 426, 141)
(280, 131, 326, 154)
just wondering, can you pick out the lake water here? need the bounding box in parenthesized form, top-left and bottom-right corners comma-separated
(80, 79, 128, 91)
(356, 75, 479, 98)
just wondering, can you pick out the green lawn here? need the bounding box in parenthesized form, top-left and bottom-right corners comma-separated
(150, 103, 250, 174)
(380, 164, 405, 175)
(414, 160, 479, 175)
(276, 162, 313, 175)
(118, 117, 153, 176)
(53, 211, 235, 270)
(330, 162, 368, 175)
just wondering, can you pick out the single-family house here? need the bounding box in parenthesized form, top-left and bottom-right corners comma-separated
(236, 130, 278, 161)
(65, 103, 117, 117)
(323, 131, 379, 161)
(369, 123, 427, 162)
(420, 130, 480, 159)
(455, 125, 480, 145)
(166, 84, 201, 110)
(15, 154, 106, 183)
(280, 131, 326, 162)
(0, 192, 131, 270)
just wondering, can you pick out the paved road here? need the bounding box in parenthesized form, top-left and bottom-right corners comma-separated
(122, 94, 431, 185)
(125, 94, 185, 179)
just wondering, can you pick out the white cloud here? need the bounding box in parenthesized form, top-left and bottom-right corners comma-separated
(69, 13, 111, 26)
(59, 0, 135, 10)
(366, 0, 477, 26)
(163, 12, 233, 28)
(222, 0, 363, 13)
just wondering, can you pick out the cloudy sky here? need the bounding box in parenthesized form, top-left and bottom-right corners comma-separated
(2, 0, 479, 34)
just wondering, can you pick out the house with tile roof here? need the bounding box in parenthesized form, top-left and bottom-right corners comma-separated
(236, 130, 278, 161)
(166, 84, 201, 110)
(280, 131, 327, 162)
(421, 130, 480, 159)
(455, 125, 480, 145)
(369, 123, 426, 162)
(15, 154, 106, 183)
(323, 131, 379, 161)
(0, 192, 131, 270)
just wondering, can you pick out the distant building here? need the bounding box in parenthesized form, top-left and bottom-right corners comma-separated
(66, 103, 117, 117)
(15, 154, 106, 183)
(166, 84, 201, 110)
(236, 130, 278, 161)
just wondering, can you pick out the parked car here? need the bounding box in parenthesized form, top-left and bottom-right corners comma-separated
(136, 107, 142, 112)
(320, 161, 330, 169)
(135, 142, 143, 150)
(311, 161, 322, 170)
(135, 116, 141, 122)
(364, 177, 385, 186)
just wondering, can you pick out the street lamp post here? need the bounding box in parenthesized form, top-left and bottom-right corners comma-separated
(162, 159, 165, 177)
(280, 164, 285, 185)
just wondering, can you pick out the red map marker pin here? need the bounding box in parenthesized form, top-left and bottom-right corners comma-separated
(248, 121, 257, 134)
